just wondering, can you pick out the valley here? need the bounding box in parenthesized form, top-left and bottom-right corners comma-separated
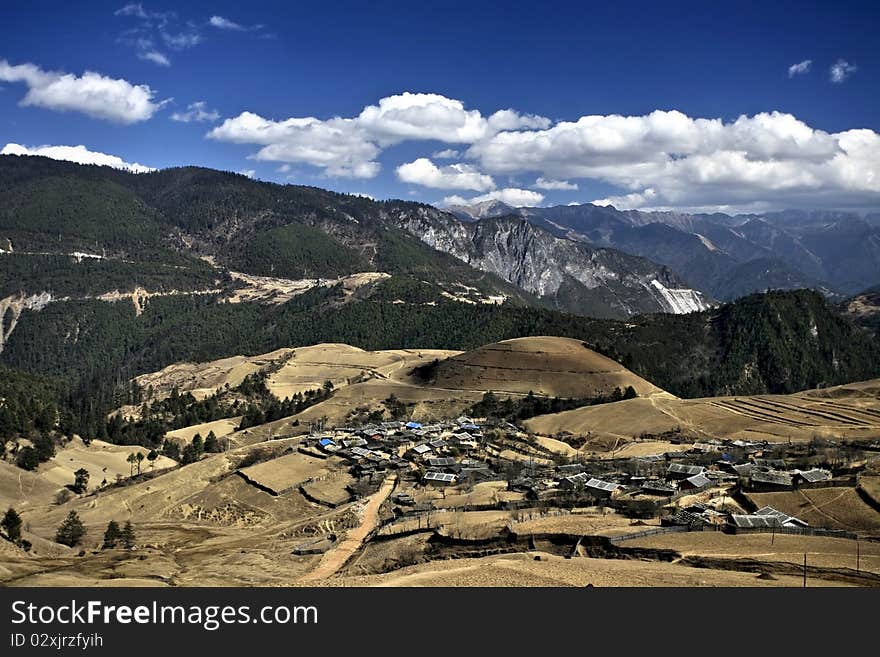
(2, 336, 879, 588)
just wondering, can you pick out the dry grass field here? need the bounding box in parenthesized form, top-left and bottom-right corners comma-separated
(431, 336, 664, 398)
(133, 349, 293, 401)
(13, 438, 304, 537)
(625, 531, 880, 576)
(128, 343, 462, 407)
(602, 440, 691, 459)
(238, 451, 334, 495)
(0, 439, 365, 586)
(746, 487, 880, 535)
(301, 470, 355, 506)
(535, 435, 579, 456)
(378, 509, 514, 540)
(165, 417, 242, 444)
(266, 343, 459, 399)
(510, 511, 661, 538)
(525, 379, 880, 445)
(38, 438, 176, 492)
(413, 481, 525, 508)
(0, 460, 63, 511)
(319, 552, 850, 587)
(859, 476, 880, 507)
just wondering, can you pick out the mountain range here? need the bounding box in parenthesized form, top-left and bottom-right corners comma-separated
(0, 155, 709, 320)
(450, 200, 880, 300)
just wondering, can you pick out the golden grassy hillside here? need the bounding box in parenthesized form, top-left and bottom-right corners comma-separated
(431, 336, 664, 398)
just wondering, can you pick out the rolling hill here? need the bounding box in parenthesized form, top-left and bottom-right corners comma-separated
(524, 378, 880, 445)
(427, 336, 663, 398)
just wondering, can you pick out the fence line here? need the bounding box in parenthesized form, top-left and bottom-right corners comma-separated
(609, 526, 691, 543)
(611, 523, 858, 543)
(726, 525, 858, 540)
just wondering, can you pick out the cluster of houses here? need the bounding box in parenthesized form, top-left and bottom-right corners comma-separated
(300, 419, 855, 533)
(659, 501, 812, 532)
(305, 421, 840, 494)
(514, 437, 836, 501)
(305, 416, 493, 484)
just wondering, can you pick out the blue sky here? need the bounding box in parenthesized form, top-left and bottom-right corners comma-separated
(1, 0, 878, 213)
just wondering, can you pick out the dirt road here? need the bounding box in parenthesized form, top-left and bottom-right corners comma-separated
(300, 473, 397, 581)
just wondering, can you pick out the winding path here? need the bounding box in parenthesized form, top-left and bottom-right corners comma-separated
(299, 473, 397, 581)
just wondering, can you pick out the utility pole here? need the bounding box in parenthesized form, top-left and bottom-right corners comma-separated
(857, 541, 860, 573)
(803, 553, 807, 588)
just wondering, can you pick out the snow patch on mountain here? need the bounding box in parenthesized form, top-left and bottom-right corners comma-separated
(694, 233, 717, 252)
(648, 279, 711, 314)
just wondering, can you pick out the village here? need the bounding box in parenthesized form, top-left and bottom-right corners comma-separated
(285, 414, 879, 550)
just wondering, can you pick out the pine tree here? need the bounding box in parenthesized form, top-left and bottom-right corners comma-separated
(1, 507, 22, 543)
(180, 443, 199, 465)
(120, 521, 136, 549)
(162, 439, 180, 461)
(102, 520, 121, 549)
(191, 434, 204, 457)
(73, 467, 89, 494)
(204, 431, 219, 453)
(15, 446, 40, 471)
(55, 510, 86, 547)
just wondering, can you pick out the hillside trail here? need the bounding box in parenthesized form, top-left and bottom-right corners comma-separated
(299, 473, 397, 581)
(796, 488, 854, 529)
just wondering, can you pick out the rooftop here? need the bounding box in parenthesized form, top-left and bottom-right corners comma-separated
(667, 463, 705, 476)
(585, 478, 619, 492)
(423, 471, 457, 483)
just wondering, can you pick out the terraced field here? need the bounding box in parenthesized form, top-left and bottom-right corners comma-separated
(526, 379, 880, 445)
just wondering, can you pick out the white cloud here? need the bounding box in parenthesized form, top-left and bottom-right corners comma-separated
(209, 92, 549, 179)
(209, 15, 264, 32)
(2, 143, 155, 173)
(208, 111, 380, 178)
(170, 101, 220, 123)
(0, 59, 164, 123)
(396, 158, 495, 191)
(592, 188, 658, 209)
(139, 50, 170, 67)
(357, 92, 489, 145)
(473, 188, 544, 207)
(115, 5, 201, 64)
(534, 177, 578, 190)
(161, 31, 202, 50)
(237, 169, 256, 178)
(443, 188, 544, 208)
(467, 109, 879, 211)
(788, 59, 812, 77)
(830, 59, 857, 83)
(209, 91, 880, 210)
(487, 109, 551, 132)
(210, 16, 243, 30)
(114, 3, 148, 18)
